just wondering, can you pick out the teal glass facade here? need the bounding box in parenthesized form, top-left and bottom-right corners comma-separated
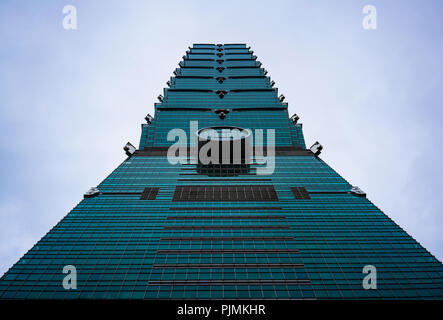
(0, 43, 442, 299)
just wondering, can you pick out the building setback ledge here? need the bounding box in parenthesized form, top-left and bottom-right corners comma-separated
(135, 146, 314, 157)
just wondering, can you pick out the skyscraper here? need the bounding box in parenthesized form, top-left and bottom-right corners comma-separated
(0, 43, 442, 299)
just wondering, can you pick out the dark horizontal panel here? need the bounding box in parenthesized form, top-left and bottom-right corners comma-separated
(225, 58, 255, 61)
(167, 88, 212, 92)
(157, 107, 212, 112)
(177, 178, 272, 181)
(291, 187, 311, 200)
(134, 149, 168, 156)
(309, 191, 350, 194)
(156, 249, 299, 254)
(160, 237, 294, 241)
(163, 225, 289, 230)
(228, 75, 267, 79)
(189, 48, 215, 51)
(175, 76, 213, 79)
(166, 215, 285, 219)
(168, 207, 282, 210)
(151, 263, 304, 269)
(135, 147, 313, 157)
(186, 52, 215, 55)
(173, 185, 279, 202)
(179, 66, 213, 69)
(227, 66, 260, 69)
(183, 58, 214, 61)
(95, 189, 159, 199)
(101, 192, 141, 195)
(232, 107, 287, 111)
(254, 147, 314, 156)
(229, 88, 275, 92)
(178, 173, 257, 176)
(148, 279, 311, 285)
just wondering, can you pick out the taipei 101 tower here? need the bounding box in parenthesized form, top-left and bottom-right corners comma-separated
(0, 43, 442, 300)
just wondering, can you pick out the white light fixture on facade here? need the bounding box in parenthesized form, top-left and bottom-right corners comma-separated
(350, 186, 367, 197)
(145, 114, 153, 124)
(84, 187, 100, 199)
(310, 141, 323, 156)
(291, 113, 299, 123)
(124, 142, 136, 156)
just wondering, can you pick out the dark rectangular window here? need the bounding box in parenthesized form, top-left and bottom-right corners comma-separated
(172, 185, 279, 202)
(148, 280, 311, 285)
(151, 263, 304, 269)
(160, 236, 293, 241)
(140, 187, 159, 200)
(157, 249, 299, 254)
(168, 206, 282, 210)
(291, 187, 311, 199)
(163, 225, 289, 230)
(166, 215, 285, 219)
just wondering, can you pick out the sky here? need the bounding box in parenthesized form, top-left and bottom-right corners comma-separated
(0, 0, 442, 276)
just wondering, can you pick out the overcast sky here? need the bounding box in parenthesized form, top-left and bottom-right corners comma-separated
(1, 0, 442, 276)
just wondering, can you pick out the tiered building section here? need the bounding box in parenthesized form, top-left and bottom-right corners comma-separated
(0, 43, 442, 299)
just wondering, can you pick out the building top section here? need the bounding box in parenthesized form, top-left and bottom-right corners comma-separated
(192, 43, 248, 49)
(139, 44, 302, 149)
